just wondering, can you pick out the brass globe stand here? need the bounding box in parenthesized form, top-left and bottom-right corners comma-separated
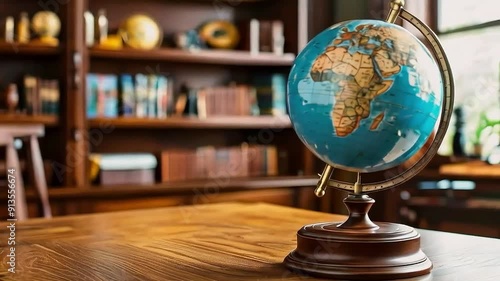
(284, 0, 454, 279)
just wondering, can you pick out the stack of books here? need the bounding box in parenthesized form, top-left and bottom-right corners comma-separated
(196, 84, 259, 117)
(89, 153, 158, 186)
(23, 75, 60, 115)
(182, 74, 287, 117)
(160, 144, 280, 182)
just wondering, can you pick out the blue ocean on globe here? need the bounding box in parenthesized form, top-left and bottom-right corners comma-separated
(288, 19, 443, 172)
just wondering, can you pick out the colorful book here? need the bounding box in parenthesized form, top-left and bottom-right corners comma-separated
(147, 75, 158, 118)
(86, 74, 118, 117)
(135, 74, 148, 117)
(86, 74, 99, 118)
(98, 75, 118, 117)
(119, 74, 135, 116)
(156, 75, 168, 118)
(254, 73, 287, 115)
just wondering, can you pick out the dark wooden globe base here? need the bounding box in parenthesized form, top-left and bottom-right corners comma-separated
(284, 195, 432, 280)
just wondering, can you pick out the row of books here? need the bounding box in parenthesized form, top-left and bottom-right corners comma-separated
(160, 144, 279, 182)
(181, 74, 287, 117)
(194, 85, 259, 117)
(23, 76, 60, 115)
(86, 73, 174, 118)
(86, 72, 287, 118)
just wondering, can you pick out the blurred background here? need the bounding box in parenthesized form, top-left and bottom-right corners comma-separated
(0, 0, 498, 238)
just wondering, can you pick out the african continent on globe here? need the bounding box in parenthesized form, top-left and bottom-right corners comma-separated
(288, 20, 443, 172)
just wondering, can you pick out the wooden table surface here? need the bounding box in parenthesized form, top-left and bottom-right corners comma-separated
(1, 202, 499, 281)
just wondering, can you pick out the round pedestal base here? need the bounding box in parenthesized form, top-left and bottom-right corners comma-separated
(284, 222, 432, 280)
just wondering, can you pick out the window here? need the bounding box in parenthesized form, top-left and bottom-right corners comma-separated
(436, 0, 500, 157)
(438, 0, 499, 32)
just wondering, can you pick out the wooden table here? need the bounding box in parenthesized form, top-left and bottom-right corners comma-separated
(1, 203, 499, 280)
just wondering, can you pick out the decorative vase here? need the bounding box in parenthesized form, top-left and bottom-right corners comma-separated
(5, 84, 19, 113)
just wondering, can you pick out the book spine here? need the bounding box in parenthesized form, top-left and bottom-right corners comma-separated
(259, 20, 273, 52)
(50, 80, 60, 115)
(197, 88, 207, 119)
(40, 80, 50, 115)
(86, 74, 98, 118)
(166, 76, 175, 115)
(272, 20, 284, 55)
(147, 75, 158, 118)
(271, 73, 287, 115)
(250, 19, 259, 55)
(120, 74, 135, 117)
(156, 76, 167, 118)
(96, 75, 106, 117)
(23, 75, 37, 115)
(135, 74, 148, 118)
(102, 75, 118, 117)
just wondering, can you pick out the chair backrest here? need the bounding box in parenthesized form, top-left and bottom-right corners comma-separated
(0, 124, 51, 220)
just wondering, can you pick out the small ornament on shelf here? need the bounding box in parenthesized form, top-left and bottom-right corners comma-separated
(174, 30, 205, 50)
(4, 16, 14, 43)
(5, 84, 19, 113)
(198, 20, 240, 49)
(97, 9, 108, 45)
(31, 11, 61, 46)
(452, 107, 467, 158)
(84, 11, 95, 47)
(17, 12, 30, 43)
(119, 14, 163, 50)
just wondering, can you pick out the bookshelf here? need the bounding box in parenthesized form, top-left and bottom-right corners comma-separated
(0, 0, 346, 218)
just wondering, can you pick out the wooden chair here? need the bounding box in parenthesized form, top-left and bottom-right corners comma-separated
(0, 124, 52, 220)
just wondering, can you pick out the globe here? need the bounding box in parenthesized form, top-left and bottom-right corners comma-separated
(288, 19, 443, 173)
(119, 14, 163, 50)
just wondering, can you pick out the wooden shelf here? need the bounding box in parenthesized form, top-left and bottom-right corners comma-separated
(89, 47, 295, 66)
(0, 42, 60, 56)
(407, 196, 500, 211)
(17, 176, 317, 200)
(415, 164, 500, 181)
(0, 114, 59, 127)
(88, 116, 292, 129)
(439, 162, 500, 180)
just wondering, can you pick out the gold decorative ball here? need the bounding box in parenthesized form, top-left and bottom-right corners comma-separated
(31, 11, 61, 38)
(119, 14, 163, 50)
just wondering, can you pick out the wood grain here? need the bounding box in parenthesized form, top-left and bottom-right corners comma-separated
(1, 203, 499, 280)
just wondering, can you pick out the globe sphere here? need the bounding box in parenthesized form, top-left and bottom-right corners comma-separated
(288, 20, 443, 173)
(120, 14, 162, 50)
